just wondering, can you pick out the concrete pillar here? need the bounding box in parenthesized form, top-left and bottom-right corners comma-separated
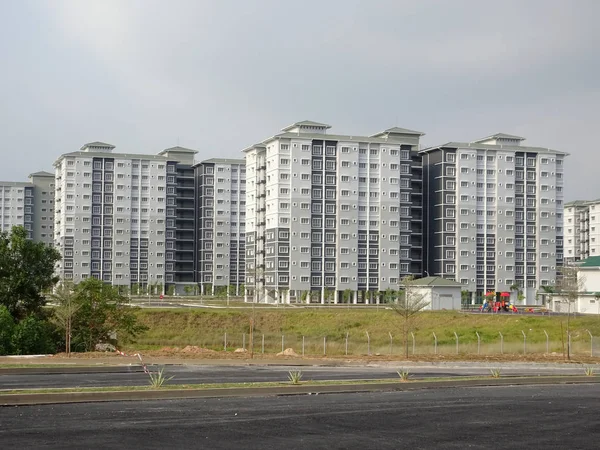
(275, 290, 279, 304)
(376, 292, 380, 305)
(306, 291, 311, 305)
(321, 288, 325, 305)
(211, 284, 215, 296)
(334, 290, 339, 304)
(369, 291, 374, 304)
(244, 288, 248, 303)
(353, 291, 358, 304)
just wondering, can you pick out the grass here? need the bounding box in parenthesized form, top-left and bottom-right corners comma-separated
(397, 369, 410, 381)
(490, 368, 502, 378)
(129, 309, 600, 356)
(147, 367, 174, 388)
(288, 370, 303, 384)
(2, 374, 597, 396)
(584, 367, 595, 376)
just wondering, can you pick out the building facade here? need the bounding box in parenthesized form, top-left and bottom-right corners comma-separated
(53, 142, 199, 293)
(194, 158, 246, 295)
(421, 133, 567, 304)
(0, 171, 56, 244)
(564, 200, 600, 263)
(243, 121, 423, 304)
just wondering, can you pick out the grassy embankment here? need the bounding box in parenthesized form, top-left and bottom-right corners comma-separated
(131, 309, 600, 357)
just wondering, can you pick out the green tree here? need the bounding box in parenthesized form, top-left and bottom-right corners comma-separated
(0, 226, 61, 319)
(390, 275, 430, 358)
(11, 316, 57, 355)
(167, 285, 176, 296)
(184, 285, 193, 296)
(71, 278, 148, 352)
(50, 282, 80, 357)
(0, 305, 15, 355)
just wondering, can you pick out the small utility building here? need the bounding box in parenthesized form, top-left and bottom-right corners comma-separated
(411, 277, 463, 310)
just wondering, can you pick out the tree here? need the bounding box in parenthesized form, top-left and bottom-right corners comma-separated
(342, 289, 353, 304)
(71, 278, 148, 352)
(382, 288, 397, 305)
(167, 285, 176, 296)
(555, 264, 585, 360)
(184, 285, 193, 296)
(0, 226, 61, 319)
(389, 276, 430, 358)
(0, 305, 15, 355)
(11, 316, 57, 355)
(49, 282, 80, 357)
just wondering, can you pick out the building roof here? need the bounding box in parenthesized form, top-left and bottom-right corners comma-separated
(379, 127, 425, 136)
(579, 256, 600, 268)
(281, 120, 332, 131)
(54, 151, 170, 167)
(410, 276, 463, 287)
(419, 141, 568, 156)
(80, 142, 115, 151)
(28, 171, 54, 178)
(158, 146, 198, 155)
(195, 158, 245, 166)
(565, 199, 600, 207)
(261, 131, 418, 146)
(473, 132, 526, 143)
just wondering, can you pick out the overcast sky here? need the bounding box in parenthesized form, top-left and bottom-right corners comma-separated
(1, 0, 598, 200)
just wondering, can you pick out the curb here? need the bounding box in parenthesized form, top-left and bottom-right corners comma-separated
(0, 366, 148, 375)
(2, 376, 599, 406)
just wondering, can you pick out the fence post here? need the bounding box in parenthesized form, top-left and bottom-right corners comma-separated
(261, 334, 265, 354)
(499, 332, 503, 354)
(476, 331, 481, 355)
(281, 334, 285, 353)
(224, 332, 227, 351)
(302, 336, 305, 357)
(587, 330, 593, 357)
(366, 331, 371, 356)
(243, 333, 246, 350)
(344, 332, 349, 356)
(323, 336, 327, 356)
(411, 332, 416, 356)
(521, 330, 527, 354)
(454, 331, 459, 355)
(389, 332, 393, 356)
(543, 330, 549, 354)
(433, 332, 437, 355)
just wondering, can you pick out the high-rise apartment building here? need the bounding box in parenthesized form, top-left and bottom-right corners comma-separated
(0, 171, 55, 244)
(421, 133, 567, 304)
(194, 158, 246, 295)
(564, 199, 600, 263)
(28, 171, 56, 246)
(53, 142, 198, 294)
(243, 121, 423, 304)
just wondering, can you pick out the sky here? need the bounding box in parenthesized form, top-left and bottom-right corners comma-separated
(1, 0, 598, 200)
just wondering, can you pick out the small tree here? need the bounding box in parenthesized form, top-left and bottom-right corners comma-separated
(167, 285, 176, 296)
(556, 264, 585, 360)
(183, 285, 193, 296)
(342, 289, 353, 304)
(71, 278, 148, 352)
(389, 276, 430, 358)
(383, 288, 397, 305)
(50, 282, 80, 357)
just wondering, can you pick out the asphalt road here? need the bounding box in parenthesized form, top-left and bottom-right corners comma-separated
(1, 384, 598, 449)
(0, 364, 587, 390)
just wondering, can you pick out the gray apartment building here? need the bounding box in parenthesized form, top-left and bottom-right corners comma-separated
(53, 142, 199, 294)
(194, 158, 246, 295)
(421, 133, 566, 304)
(563, 199, 600, 263)
(1, 171, 55, 245)
(243, 121, 423, 304)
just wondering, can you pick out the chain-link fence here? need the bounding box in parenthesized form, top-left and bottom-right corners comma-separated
(146, 328, 598, 358)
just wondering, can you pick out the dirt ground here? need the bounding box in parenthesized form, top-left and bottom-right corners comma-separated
(3, 347, 597, 366)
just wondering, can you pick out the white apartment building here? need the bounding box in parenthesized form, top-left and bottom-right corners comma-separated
(564, 199, 600, 263)
(53, 142, 173, 289)
(421, 133, 567, 304)
(195, 158, 246, 295)
(243, 120, 423, 304)
(0, 182, 29, 234)
(0, 171, 55, 245)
